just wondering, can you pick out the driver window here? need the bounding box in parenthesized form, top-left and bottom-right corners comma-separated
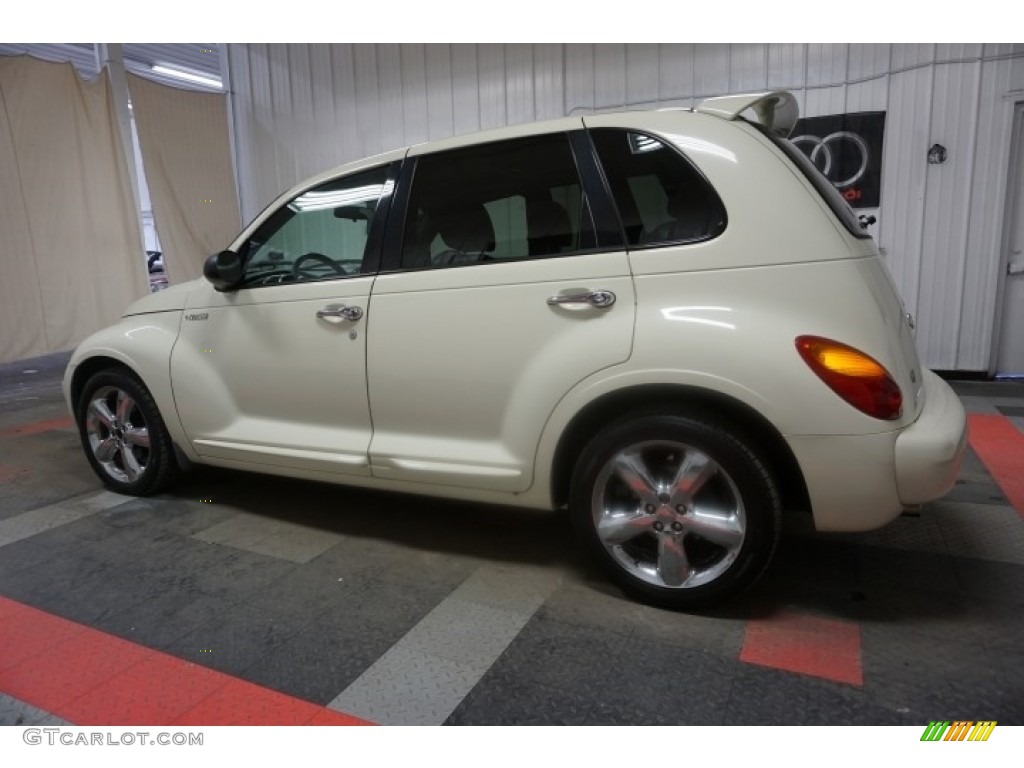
(240, 165, 390, 287)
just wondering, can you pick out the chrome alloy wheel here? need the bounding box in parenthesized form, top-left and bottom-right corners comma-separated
(590, 440, 747, 590)
(84, 385, 151, 483)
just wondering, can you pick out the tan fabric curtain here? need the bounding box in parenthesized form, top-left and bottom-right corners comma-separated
(128, 73, 240, 284)
(0, 55, 147, 364)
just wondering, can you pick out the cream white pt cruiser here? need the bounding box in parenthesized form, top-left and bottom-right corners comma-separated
(64, 92, 967, 608)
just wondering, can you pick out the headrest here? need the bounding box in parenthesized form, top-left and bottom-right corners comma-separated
(433, 205, 496, 254)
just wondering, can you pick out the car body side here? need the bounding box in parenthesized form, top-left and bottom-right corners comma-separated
(64, 108, 965, 532)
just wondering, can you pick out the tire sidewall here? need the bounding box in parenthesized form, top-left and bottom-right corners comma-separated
(76, 369, 174, 496)
(569, 414, 780, 609)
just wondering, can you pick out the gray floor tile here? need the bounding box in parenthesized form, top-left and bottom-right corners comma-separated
(599, 638, 736, 725)
(244, 621, 392, 705)
(163, 599, 305, 676)
(328, 646, 491, 725)
(194, 512, 343, 564)
(0, 490, 131, 548)
(446, 670, 592, 725)
(0, 692, 67, 727)
(487, 615, 627, 696)
(725, 664, 901, 725)
(931, 501, 1024, 565)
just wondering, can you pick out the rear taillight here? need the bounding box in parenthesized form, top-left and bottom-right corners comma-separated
(795, 335, 903, 420)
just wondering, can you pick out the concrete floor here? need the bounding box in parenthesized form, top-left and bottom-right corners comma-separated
(1, 351, 1022, 726)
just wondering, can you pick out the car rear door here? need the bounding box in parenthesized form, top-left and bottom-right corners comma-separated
(365, 125, 635, 493)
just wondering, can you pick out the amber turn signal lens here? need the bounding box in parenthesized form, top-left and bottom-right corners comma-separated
(795, 335, 903, 420)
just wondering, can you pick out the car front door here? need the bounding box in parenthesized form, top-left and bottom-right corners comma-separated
(170, 160, 399, 476)
(365, 128, 635, 493)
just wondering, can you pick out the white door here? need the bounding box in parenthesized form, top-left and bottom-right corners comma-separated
(170, 165, 393, 474)
(997, 104, 1024, 377)
(366, 133, 635, 493)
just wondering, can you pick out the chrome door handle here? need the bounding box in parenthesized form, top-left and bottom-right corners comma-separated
(546, 290, 616, 309)
(316, 304, 363, 321)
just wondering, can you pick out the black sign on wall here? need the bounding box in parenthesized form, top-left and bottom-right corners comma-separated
(790, 111, 886, 209)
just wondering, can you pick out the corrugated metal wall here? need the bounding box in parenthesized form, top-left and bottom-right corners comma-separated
(227, 43, 1024, 371)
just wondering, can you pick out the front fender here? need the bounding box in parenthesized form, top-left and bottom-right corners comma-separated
(63, 311, 195, 461)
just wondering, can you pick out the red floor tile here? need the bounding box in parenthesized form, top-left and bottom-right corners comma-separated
(307, 707, 375, 726)
(0, 596, 372, 726)
(59, 655, 231, 726)
(0, 597, 88, 671)
(740, 610, 863, 686)
(968, 413, 1024, 517)
(173, 678, 326, 726)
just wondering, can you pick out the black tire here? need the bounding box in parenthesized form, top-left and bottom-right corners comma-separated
(569, 414, 780, 610)
(76, 368, 179, 495)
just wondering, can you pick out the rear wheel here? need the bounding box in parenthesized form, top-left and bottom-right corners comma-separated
(569, 414, 780, 609)
(77, 369, 179, 495)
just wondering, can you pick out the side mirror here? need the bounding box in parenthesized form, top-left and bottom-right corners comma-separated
(204, 250, 243, 291)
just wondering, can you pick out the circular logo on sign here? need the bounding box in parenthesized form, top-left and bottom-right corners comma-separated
(791, 131, 870, 189)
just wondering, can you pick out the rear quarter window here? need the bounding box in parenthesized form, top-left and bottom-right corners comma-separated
(590, 128, 726, 248)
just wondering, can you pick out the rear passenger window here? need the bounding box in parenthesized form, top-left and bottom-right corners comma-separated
(591, 129, 726, 247)
(401, 134, 595, 269)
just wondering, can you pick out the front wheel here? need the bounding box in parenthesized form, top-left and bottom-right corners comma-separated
(77, 369, 179, 495)
(569, 414, 781, 609)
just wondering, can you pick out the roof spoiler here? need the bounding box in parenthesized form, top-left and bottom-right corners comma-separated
(696, 91, 799, 138)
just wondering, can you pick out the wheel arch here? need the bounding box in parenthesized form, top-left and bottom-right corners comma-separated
(70, 354, 138, 414)
(549, 384, 811, 515)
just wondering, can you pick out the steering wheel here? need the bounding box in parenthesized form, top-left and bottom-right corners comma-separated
(292, 252, 347, 280)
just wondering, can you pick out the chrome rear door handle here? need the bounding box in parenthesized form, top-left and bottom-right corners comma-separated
(316, 304, 363, 321)
(546, 290, 616, 309)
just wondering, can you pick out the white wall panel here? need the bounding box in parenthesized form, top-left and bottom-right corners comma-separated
(959, 57, 1016, 370)
(506, 44, 535, 127)
(375, 44, 404, 153)
(693, 44, 729, 98)
(353, 44, 382, 160)
(807, 43, 848, 87)
(730, 44, 768, 93)
(878, 66, 933, 321)
(477, 45, 506, 130)
(594, 44, 626, 108)
(424, 45, 454, 141)
(564, 44, 594, 114)
(767, 43, 805, 89)
(916, 63, 981, 368)
(845, 77, 888, 113)
(400, 44, 429, 146)
(804, 85, 847, 118)
(450, 45, 480, 136)
(331, 45, 359, 162)
(658, 44, 693, 106)
(936, 44, 984, 62)
(626, 44, 659, 107)
(228, 43, 1024, 371)
(533, 45, 563, 121)
(847, 44, 890, 81)
(892, 44, 936, 71)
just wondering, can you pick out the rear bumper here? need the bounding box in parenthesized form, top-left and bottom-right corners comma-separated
(786, 369, 966, 532)
(893, 369, 967, 505)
